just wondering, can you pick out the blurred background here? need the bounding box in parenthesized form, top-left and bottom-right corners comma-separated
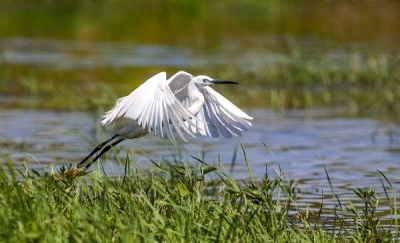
(1, 0, 400, 210)
(2, 0, 400, 112)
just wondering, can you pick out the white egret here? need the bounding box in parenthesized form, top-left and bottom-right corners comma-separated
(76, 71, 253, 170)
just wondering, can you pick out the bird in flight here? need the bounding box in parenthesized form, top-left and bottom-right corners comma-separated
(76, 71, 253, 170)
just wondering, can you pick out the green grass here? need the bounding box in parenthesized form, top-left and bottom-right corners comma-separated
(212, 52, 400, 116)
(0, 155, 398, 242)
(3, 52, 400, 118)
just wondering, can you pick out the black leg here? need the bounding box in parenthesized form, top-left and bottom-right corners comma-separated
(84, 138, 125, 170)
(76, 134, 120, 169)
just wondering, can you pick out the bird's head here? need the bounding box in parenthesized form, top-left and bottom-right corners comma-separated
(192, 75, 238, 86)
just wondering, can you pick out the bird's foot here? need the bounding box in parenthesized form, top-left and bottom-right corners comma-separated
(56, 166, 88, 181)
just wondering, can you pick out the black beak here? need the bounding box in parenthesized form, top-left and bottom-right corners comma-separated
(210, 79, 238, 84)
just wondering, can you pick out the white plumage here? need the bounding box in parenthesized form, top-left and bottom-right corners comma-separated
(77, 71, 253, 170)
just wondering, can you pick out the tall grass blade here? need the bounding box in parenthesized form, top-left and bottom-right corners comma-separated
(229, 144, 238, 174)
(377, 169, 398, 233)
(240, 143, 254, 186)
(324, 165, 342, 209)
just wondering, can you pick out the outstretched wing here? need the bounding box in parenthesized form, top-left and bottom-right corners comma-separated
(101, 72, 198, 141)
(187, 86, 253, 138)
(168, 71, 193, 101)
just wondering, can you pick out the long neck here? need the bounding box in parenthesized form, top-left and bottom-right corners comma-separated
(187, 83, 205, 115)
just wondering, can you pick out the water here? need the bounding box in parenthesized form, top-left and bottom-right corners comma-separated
(1, 108, 399, 202)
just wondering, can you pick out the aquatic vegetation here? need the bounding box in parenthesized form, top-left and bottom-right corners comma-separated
(213, 52, 400, 116)
(4, 51, 400, 118)
(0, 156, 398, 242)
(2, 75, 117, 110)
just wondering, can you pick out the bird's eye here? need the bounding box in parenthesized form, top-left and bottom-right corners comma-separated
(203, 79, 207, 83)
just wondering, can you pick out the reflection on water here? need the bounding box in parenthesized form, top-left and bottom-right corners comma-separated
(1, 108, 399, 208)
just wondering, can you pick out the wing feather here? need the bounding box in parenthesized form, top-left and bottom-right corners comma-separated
(189, 86, 253, 138)
(163, 102, 173, 140)
(101, 72, 199, 141)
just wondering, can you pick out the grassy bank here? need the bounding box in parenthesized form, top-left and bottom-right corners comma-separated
(0, 157, 398, 242)
(2, 51, 400, 118)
